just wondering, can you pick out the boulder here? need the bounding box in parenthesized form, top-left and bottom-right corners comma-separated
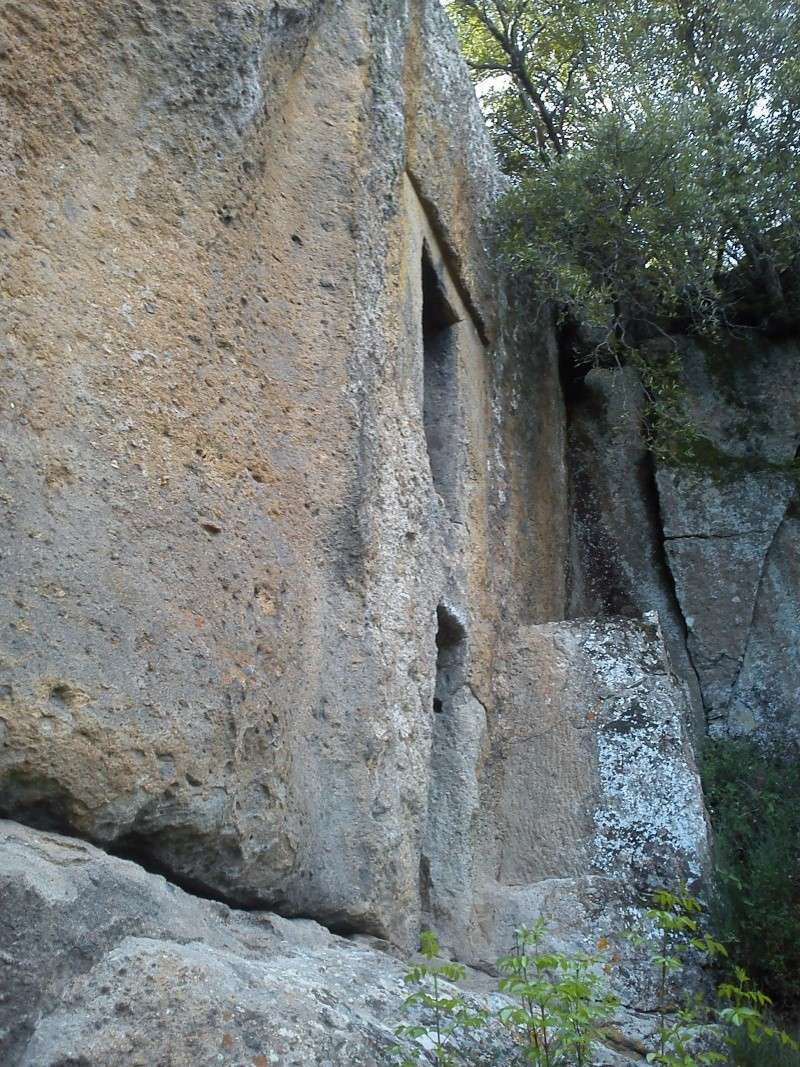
(1, 819, 651, 1067)
(0, 819, 442, 1066)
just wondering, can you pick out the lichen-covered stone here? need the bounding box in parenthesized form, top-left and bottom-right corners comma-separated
(423, 614, 710, 987)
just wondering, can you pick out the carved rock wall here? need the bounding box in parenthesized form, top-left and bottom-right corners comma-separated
(423, 614, 709, 971)
(0, 0, 571, 948)
(0, 0, 709, 1052)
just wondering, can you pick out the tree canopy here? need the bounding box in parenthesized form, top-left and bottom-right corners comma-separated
(448, 0, 800, 349)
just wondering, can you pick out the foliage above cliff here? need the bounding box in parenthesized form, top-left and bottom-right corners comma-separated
(448, 0, 800, 347)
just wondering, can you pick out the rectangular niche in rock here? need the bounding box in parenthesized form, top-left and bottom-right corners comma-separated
(422, 241, 461, 520)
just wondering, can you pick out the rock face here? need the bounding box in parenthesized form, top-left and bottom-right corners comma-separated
(423, 614, 709, 969)
(569, 337, 800, 746)
(0, 0, 515, 943)
(1, 0, 711, 1051)
(566, 367, 705, 737)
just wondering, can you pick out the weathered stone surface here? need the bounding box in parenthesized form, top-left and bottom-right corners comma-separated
(729, 501, 800, 741)
(0, 0, 713, 1049)
(0, 820, 475, 1066)
(656, 465, 796, 730)
(493, 285, 571, 624)
(666, 334, 800, 467)
(568, 336, 800, 744)
(1, 820, 652, 1067)
(653, 336, 800, 739)
(566, 367, 705, 736)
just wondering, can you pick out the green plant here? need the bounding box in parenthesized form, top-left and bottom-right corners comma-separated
(394, 890, 798, 1066)
(701, 738, 800, 1009)
(727, 1018, 800, 1067)
(632, 887, 798, 1066)
(394, 930, 488, 1066)
(718, 968, 796, 1048)
(495, 919, 618, 1066)
(639, 887, 727, 1066)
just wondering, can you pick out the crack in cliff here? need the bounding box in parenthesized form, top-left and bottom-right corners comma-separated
(0, 812, 381, 939)
(726, 446, 800, 714)
(644, 452, 706, 719)
(466, 682, 489, 717)
(663, 529, 771, 541)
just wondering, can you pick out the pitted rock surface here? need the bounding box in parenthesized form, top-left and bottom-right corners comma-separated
(1, 821, 654, 1067)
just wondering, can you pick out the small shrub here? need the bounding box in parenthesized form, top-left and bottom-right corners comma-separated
(640, 887, 727, 1066)
(393, 889, 798, 1066)
(727, 1018, 800, 1067)
(495, 918, 618, 1066)
(393, 930, 488, 1066)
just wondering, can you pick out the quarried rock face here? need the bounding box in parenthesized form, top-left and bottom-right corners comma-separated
(654, 336, 800, 742)
(0, 0, 515, 945)
(656, 465, 796, 735)
(729, 501, 800, 739)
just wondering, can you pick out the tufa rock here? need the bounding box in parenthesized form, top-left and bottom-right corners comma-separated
(0, 0, 712, 1045)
